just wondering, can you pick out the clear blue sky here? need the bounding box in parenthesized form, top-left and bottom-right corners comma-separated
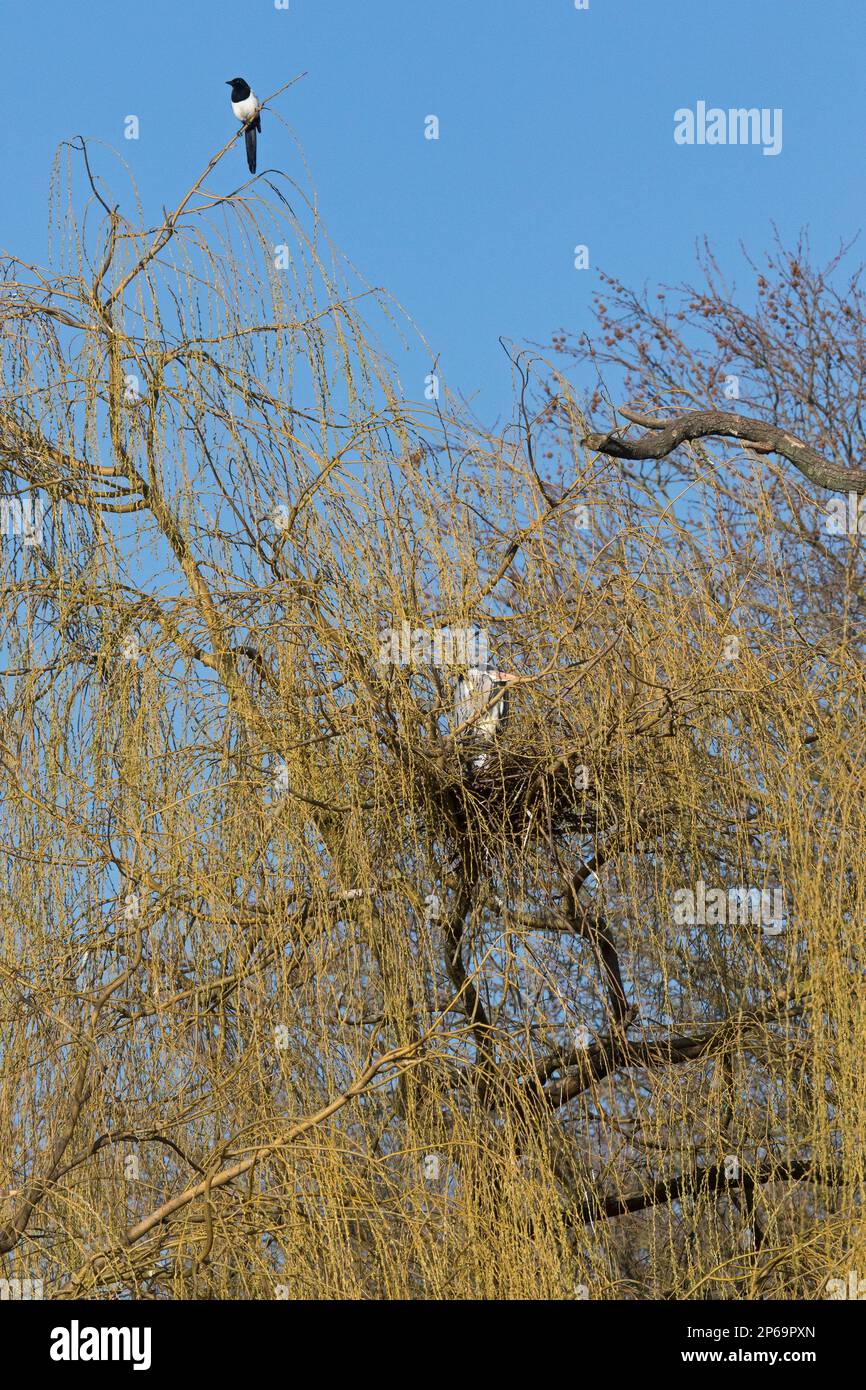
(2, 0, 863, 417)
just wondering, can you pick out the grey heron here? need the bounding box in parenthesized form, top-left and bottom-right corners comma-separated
(453, 666, 518, 769)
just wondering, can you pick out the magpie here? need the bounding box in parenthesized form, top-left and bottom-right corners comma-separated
(226, 77, 261, 174)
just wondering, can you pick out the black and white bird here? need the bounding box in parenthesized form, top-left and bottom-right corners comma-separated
(227, 77, 261, 174)
(454, 666, 518, 769)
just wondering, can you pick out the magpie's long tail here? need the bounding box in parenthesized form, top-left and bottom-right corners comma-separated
(244, 117, 259, 174)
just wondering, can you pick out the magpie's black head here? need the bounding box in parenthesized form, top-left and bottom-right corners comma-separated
(226, 77, 251, 99)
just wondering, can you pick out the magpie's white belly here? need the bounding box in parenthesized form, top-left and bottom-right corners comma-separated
(232, 94, 259, 122)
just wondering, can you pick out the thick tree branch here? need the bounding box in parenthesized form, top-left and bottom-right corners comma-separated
(584, 407, 866, 495)
(572, 1157, 844, 1226)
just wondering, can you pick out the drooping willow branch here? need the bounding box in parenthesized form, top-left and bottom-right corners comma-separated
(59, 1035, 426, 1293)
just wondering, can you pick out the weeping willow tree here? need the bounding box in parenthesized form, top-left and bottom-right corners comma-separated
(0, 86, 864, 1300)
